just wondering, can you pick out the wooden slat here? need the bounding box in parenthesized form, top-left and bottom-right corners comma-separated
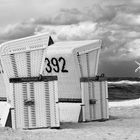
(9, 76, 57, 83)
(59, 98, 82, 103)
(80, 76, 107, 82)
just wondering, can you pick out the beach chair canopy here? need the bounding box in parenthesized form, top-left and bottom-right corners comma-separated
(0, 33, 53, 78)
(42, 40, 102, 99)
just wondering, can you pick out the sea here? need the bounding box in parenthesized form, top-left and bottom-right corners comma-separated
(0, 77, 140, 102)
(108, 77, 140, 101)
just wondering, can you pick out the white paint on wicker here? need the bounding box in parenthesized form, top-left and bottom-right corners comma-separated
(81, 81, 109, 121)
(0, 33, 60, 129)
(0, 102, 11, 127)
(43, 40, 102, 99)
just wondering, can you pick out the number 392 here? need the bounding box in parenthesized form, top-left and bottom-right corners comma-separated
(44, 57, 68, 73)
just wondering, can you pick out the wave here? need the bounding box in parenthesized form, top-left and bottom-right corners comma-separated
(108, 80, 140, 101)
(108, 80, 140, 85)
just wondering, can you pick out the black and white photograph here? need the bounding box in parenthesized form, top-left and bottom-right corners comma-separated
(0, 0, 140, 139)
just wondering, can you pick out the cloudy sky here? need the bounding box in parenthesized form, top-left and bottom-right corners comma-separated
(0, 0, 140, 77)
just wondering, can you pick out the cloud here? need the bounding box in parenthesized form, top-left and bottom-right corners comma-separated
(98, 59, 137, 77)
(113, 13, 140, 26)
(33, 4, 116, 26)
(0, 22, 36, 43)
(124, 39, 140, 58)
(34, 22, 95, 41)
(34, 8, 86, 25)
(0, 1, 140, 77)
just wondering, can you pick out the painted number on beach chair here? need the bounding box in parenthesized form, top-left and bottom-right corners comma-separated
(45, 57, 68, 73)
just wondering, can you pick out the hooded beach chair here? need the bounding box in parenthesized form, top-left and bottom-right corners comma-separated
(42, 40, 109, 122)
(0, 33, 60, 129)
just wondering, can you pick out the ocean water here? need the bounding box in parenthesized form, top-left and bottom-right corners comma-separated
(108, 80, 140, 101)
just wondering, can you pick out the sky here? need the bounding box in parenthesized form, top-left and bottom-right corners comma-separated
(0, 0, 140, 77)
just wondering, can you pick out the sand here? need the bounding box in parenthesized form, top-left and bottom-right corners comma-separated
(0, 100, 140, 140)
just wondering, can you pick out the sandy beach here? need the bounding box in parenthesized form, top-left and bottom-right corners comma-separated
(0, 100, 140, 140)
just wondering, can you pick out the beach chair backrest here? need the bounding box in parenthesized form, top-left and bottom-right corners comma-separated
(0, 33, 53, 78)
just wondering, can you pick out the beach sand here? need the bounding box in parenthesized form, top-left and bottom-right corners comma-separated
(0, 100, 140, 140)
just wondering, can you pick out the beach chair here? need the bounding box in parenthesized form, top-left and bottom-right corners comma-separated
(42, 40, 108, 122)
(0, 33, 60, 129)
(80, 75, 109, 121)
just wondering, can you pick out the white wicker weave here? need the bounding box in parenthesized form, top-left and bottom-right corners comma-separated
(0, 34, 60, 129)
(0, 61, 12, 102)
(81, 80, 109, 121)
(0, 64, 7, 98)
(0, 33, 51, 78)
(1, 33, 50, 55)
(0, 102, 11, 127)
(11, 81, 59, 129)
(43, 40, 101, 99)
(42, 40, 102, 123)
